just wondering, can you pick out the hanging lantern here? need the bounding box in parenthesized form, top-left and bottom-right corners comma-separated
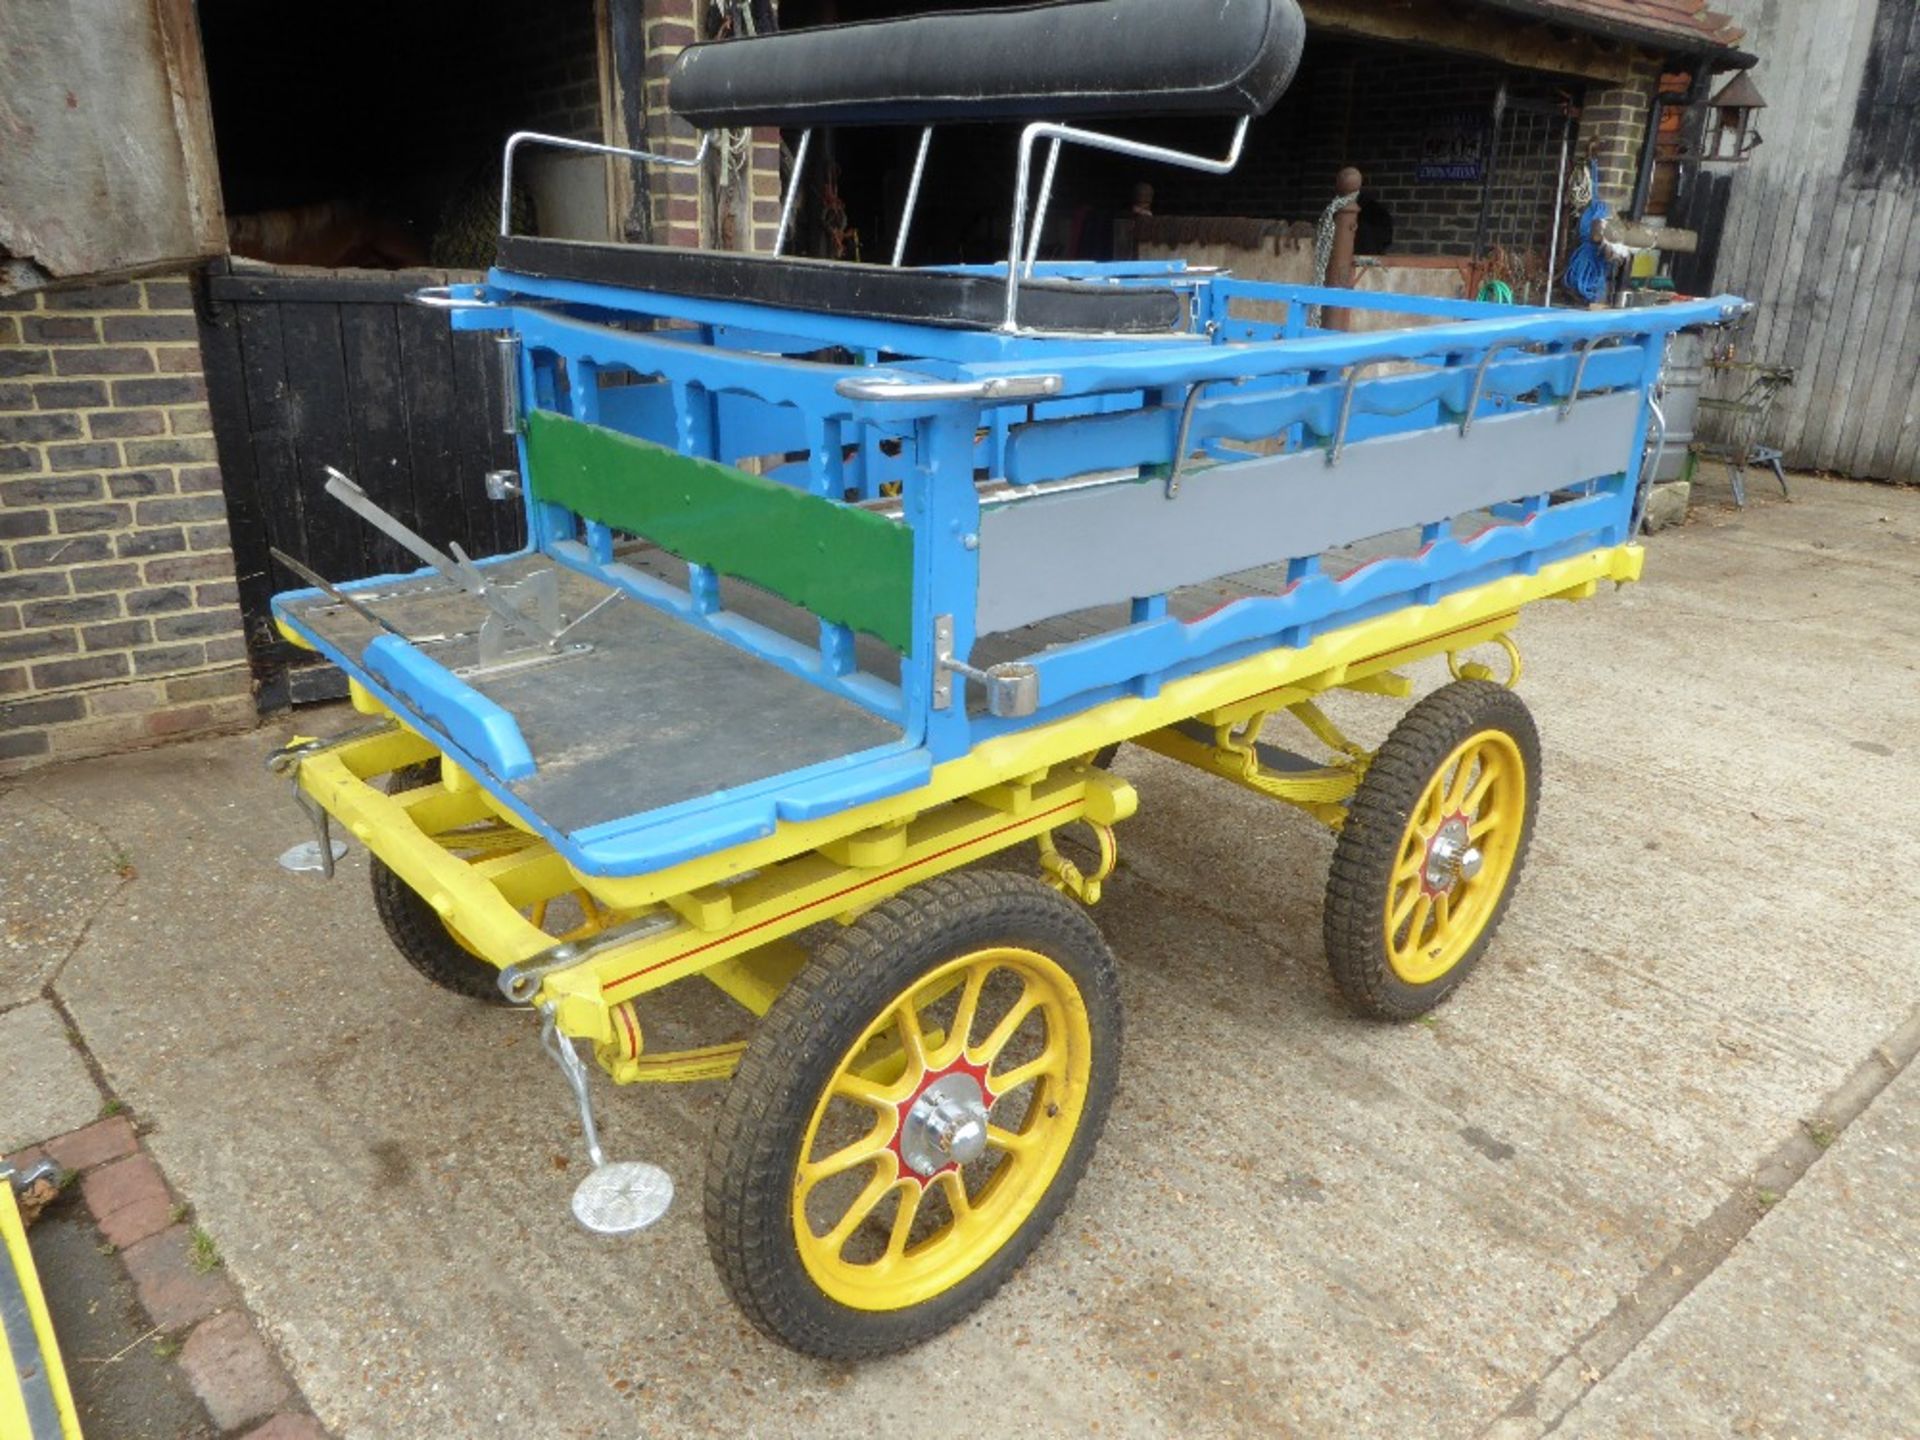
(1701, 72, 1766, 164)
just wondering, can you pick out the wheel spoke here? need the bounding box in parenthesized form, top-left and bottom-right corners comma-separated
(988, 1037, 1064, 1096)
(893, 1003, 931, 1086)
(1463, 763, 1499, 816)
(1443, 751, 1479, 811)
(934, 1168, 972, 1222)
(832, 1072, 899, 1111)
(1404, 895, 1433, 950)
(934, 964, 989, 1068)
(1468, 810, 1504, 841)
(1389, 881, 1421, 930)
(799, 1129, 892, 1189)
(1432, 888, 1452, 934)
(1392, 841, 1425, 884)
(970, 983, 1041, 1068)
(884, 1180, 925, 1260)
(821, 1166, 900, 1254)
(986, 1123, 1035, 1156)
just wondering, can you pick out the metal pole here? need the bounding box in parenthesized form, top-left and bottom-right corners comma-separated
(891, 127, 933, 268)
(1024, 137, 1063, 275)
(1545, 119, 1571, 308)
(1471, 82, 1510, 268)
(773, 129, 812, 258)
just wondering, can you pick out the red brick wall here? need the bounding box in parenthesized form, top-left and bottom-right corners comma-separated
(642, 0, 784, 252)
(0, 276, 253, 776)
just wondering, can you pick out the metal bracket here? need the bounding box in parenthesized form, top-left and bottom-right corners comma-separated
(484, 468, 521, 502)
(932, 614, 1040, 718)
(265, 720, 399, 778)
(497, 911, 682, 1005)
(496, 335, 521, 438)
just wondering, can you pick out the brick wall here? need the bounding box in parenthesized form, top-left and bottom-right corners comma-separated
(502, 0, 604, 143)
(641, 0, 784, 252)
(1575, 54, 1663, 210)
(0, 276, 253, 777)
(1144, 41, 1579, 257)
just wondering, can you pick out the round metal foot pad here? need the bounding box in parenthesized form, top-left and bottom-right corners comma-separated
(571, 1162, 673, 1236)
(278, 839, 349, 873)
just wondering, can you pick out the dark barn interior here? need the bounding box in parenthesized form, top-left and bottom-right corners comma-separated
(198, 0, 603, 269)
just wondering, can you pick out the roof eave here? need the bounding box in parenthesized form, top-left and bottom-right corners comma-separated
(1472, 0, 1758, 69)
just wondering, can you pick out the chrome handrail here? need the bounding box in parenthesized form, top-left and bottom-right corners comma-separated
(500, 130, 713, 239)
(1003, 116, 1252, 332)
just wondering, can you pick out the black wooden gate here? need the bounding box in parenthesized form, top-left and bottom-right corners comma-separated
(196, 259, 525, 709)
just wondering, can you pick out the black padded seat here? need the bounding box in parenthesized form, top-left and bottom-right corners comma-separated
(669, 0, 1305, 129)
(495, 236, 1187, 334)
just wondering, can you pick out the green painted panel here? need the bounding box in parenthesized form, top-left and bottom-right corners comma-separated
(523, 410, 914, 651)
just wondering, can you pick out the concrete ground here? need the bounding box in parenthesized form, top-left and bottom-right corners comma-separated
(4, 474, 1917, 1438)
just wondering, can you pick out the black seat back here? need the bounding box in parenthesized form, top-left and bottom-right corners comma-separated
(669, 0, 1306, 130)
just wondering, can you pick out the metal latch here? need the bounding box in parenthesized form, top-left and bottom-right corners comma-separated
(932, 615, 1039, 718)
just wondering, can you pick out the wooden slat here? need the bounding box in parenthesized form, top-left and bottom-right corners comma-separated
(339, 304, 417, 577)
(277, 302, 363, 580)
(1855, 198, 1920, 479)
(395, 300, 469, 556)
(194, 278, 279, 684)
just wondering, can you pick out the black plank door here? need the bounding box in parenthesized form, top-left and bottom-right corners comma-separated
(197, 259, 524, 708)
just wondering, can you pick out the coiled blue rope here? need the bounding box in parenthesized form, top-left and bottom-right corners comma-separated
(1563, 159, 1612, 304)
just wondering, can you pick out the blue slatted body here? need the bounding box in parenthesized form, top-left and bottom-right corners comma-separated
(270, 260, 1743, 879)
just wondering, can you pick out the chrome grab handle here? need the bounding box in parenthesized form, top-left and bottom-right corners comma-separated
(1631, 396, 1670, 536)
(1327, 356, 1426, 467)
(1460, 339, 1531, 437)
(835, 374, 1063, 404)
(408, 286, 490, 311)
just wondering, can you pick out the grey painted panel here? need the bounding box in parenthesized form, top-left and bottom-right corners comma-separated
(976, 389, 1642, 635)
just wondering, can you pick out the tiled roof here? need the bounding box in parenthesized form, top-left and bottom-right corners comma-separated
(1479, 0, 1752, 58)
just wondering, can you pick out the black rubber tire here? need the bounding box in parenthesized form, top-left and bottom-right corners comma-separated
(705, 869, 1122, 1359)
(369, 762, 514, 1005)
(1323, 680, 1541, 1021)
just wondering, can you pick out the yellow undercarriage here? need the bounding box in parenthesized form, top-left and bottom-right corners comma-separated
(287, 544, 1641, 1078)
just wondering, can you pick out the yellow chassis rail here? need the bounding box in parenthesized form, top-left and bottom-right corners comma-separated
(288, 545, 1640, 1078)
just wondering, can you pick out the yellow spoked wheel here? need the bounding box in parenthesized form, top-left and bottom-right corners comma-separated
(707, 870, 1121, 1359)
(1324, 680, 1540, 1020)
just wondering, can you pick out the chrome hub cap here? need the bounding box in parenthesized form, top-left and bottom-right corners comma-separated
(898, 1072, 991, 1177)
(1424, 815, 1484, 894)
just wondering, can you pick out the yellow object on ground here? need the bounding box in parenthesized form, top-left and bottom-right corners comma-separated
(0, 1172, 82, 1440)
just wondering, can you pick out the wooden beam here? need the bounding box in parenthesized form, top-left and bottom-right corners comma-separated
(1297, 0, 1638, 83)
